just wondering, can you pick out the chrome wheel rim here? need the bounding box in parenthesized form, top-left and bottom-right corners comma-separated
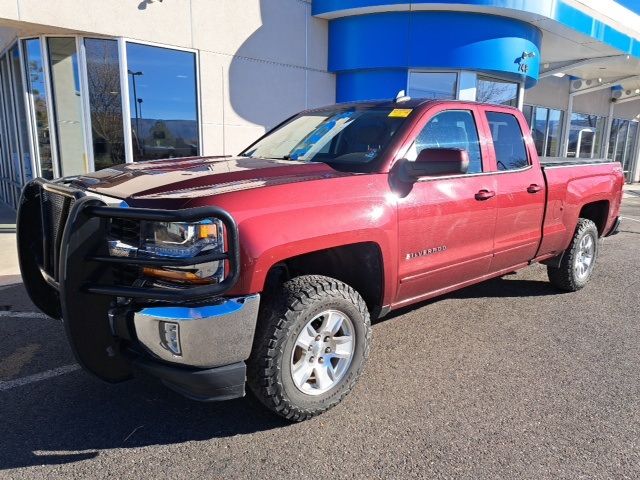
(574, 233, 595, 281)
(290, 309, 355, 396)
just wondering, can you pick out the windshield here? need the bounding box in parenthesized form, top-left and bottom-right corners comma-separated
(240, 107, 411, 166)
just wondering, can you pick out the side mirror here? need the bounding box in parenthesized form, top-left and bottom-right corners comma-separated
(401, 148, 469, 179)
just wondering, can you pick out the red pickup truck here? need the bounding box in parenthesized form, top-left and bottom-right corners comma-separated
(17, 99, 623, 421)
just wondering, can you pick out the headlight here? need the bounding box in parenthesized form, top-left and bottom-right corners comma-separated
(108, 218, 226, 285)
(141, 220, 222, 258)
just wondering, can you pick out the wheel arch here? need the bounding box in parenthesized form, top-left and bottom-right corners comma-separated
(262, 242, 386, 318)
(578, 200, 610, 236)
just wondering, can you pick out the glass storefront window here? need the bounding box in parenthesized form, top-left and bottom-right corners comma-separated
(126, 42, 199, 161)
(476, 76, 518, 106)
(0, 54, 21, 205)
(85, 38, 125, 170)
(10, 46, 32, 183)
(609, 118, 639, 181)
(522, 104, 563, 157)
(23, 38, 54, 180)
(567, 113, 606, 159)
(0, 60, 12, 204)
(47, 37, 88, 176)
(407, 72, 457, 100)
(546, 108, 563, 157)
(624, 122, 638, 179)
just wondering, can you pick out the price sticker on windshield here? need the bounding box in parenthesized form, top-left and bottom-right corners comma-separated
(388, 108, 412, 118)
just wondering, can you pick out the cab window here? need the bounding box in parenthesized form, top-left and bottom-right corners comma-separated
(486, 111, 530, 171)
(406, 110, 483, 174)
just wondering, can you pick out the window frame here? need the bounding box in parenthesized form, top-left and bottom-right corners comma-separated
(567, 111, 607, 159)
(12, 35, 202, 178)
(482, 108, 533, 173)
(523, 103, 565, 158)
(407, 70, 459, 101)
(119, 37, 202, 164)
(476, 74, 520, 107)
(394, 104, 495, 180)
(405, 108, 485, 174)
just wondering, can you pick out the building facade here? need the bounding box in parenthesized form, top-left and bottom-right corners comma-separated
(0, 0, 638, 210)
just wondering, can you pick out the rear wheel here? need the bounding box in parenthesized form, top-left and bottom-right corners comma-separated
(547, 218, 599, 292)
(247, 275, 371, 421)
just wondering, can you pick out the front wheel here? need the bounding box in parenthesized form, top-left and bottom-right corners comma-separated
(547, 218, 599, 292)
(247, 275, 371, 421)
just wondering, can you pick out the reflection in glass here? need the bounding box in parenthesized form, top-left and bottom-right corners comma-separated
(126, 42, 199, 161)
(407, 72, 457, 100)
(522, 105, 563, 158)
(614, 120, 628, 163)
(10, 46, 31, 183)
(23, 38, 54, 180)
(623, 122, 638, 180)
(0, 54, 20, 205)
(476, 76, 518, 106)
(567, 113, 605, 159)
(546, 109, 562, 157)
(48, 37, 88, 176)
(531, 107, 547, 155)
(85, 38, 125, 170)
(609, 118, 639, 181)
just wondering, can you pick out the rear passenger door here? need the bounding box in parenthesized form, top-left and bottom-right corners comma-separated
(482, 109, 546, 272)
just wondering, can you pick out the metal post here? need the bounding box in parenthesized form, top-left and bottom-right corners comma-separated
(603, 101, 615, 160)
(118, 38, 134, 163)
(517, 82, 525, 111)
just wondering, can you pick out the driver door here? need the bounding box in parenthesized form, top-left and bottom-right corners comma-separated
(394, 105, 498, 307)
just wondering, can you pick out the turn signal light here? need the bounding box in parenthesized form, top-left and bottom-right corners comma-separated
(142, 267, 215, 285)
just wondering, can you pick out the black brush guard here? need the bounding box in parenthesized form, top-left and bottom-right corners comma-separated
(17, 178, 240, 382)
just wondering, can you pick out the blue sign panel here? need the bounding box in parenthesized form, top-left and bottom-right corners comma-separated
(329, 11, 541, 101)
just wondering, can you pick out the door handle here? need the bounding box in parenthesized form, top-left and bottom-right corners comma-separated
(475, 189, 495, 201)
(527, 184, 543, 194)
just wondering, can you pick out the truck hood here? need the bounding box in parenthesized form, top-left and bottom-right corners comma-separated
(70, 156, 352, 200)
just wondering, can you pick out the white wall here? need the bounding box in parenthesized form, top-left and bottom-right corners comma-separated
(524, 75, 571, 111)
(524, 76, 616, 117)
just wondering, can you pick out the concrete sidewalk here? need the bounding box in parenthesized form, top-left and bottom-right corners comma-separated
(0, 233, 19, 286)
(623, 183, 640, 198)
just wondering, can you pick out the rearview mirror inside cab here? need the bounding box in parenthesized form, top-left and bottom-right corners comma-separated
(401, 148, 470, 180)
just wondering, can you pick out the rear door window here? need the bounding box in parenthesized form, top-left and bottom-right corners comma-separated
(486, 112, 530, 171)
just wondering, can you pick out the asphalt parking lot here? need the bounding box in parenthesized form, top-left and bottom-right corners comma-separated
(1, 196, 639, 479)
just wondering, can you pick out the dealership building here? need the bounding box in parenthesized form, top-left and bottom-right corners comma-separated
(0, 0, 638, 211)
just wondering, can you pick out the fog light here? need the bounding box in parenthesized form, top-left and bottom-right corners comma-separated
(161, 321, 181, 356)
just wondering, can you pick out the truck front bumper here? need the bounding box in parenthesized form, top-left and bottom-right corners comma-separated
(133, 295, 260, 369)
(129, 295, 260, 400)
(17, 178, 256, 402)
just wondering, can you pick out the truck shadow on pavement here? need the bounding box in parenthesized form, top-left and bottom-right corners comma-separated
(1, 274, 556, 470)
(1, 370, 288, 469)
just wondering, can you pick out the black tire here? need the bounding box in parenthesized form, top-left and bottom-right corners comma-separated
(547, 218, 599, 292)
(247, 275, 371, 422)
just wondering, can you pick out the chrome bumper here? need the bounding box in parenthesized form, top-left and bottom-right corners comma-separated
(133, 294, 260, 368)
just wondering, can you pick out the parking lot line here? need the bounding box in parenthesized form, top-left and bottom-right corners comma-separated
(0, 364, 80, 391)
(621, 216, 640, 223)
(0, 311, 50, 319)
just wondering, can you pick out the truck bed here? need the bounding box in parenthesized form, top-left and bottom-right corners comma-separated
(537, 160, 624, 258)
